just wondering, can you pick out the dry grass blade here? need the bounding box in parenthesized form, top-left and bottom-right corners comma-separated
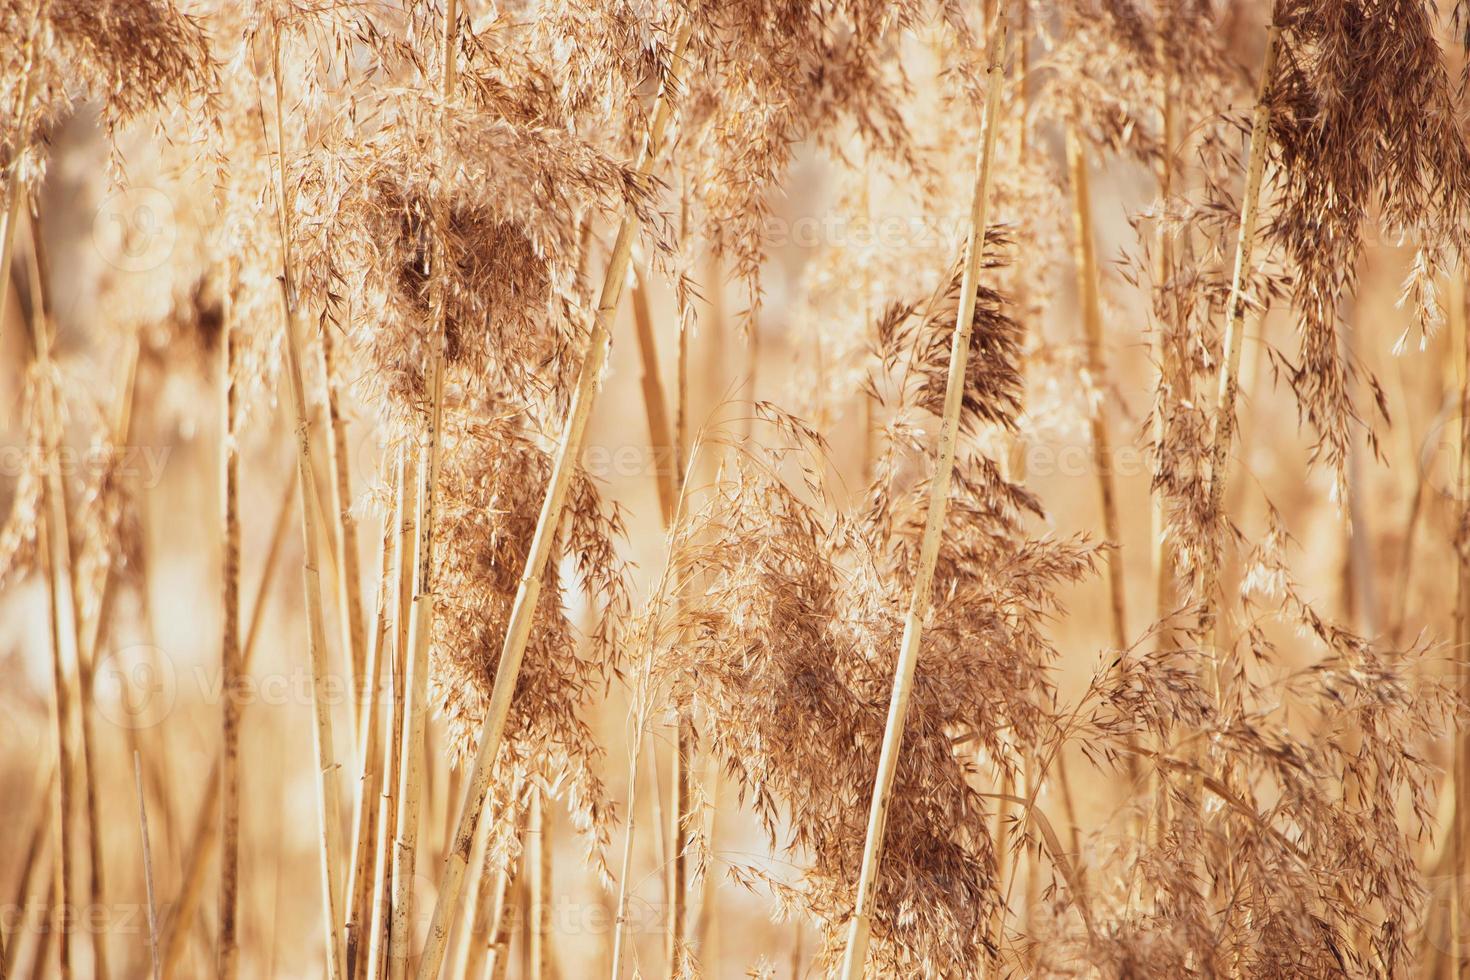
(977, 791, 1094, 937)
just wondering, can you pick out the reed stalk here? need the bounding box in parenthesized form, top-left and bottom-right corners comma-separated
(465, 866, 510, 980)
(1065, 122, 1128, 652)
(529, 789, 550, 980)
(448, 787, 494, 980)
(58, 403, 108, 980)
(609, 690, 649, 980)
(1453, 264, 1470, 978)
(1151, 68, 1178, 636)
(630, 263, 693, 978)
(1146, 52, 1181, 849)
(389, 7, 461, 971)
(2, 762, 53, 980)
(485, 839, 521, 980)
(631, 272, 676, 527)
(24, 869, 55, 980)
(134, 752, 162, 980)
(40, 529, 70, 979)
(159, 469, 293, 978)
(0, 0, 42, 346)
(1191, 25, 1281, 920)
(611, 459, 699, 980)
(161, 771, 217, 980)
(837, 20, 1007, 978)
(25, 231, 74, 980)
(23, 212, 114, 980)
(415, 23, 692, 979)
(388, 453, 433, 978)
(1198, 25, 1281, 677)
(367, 444, 417, 980)
(266, 19, 349, 978)
(346, 460, 399, 979)
(988, 752, 1015, 957)
(693, 751, 720, 969)
(219, 263, 243, 980)
(667, 718, 692, 976)
(321, 319, 369, 721)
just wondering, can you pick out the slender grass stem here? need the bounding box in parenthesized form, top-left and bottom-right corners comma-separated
(839, 21, 1007, 978)
(414, 23, 692, 978)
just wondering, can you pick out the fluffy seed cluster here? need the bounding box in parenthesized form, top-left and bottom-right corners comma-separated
(293, 90, 653, 422)
(1268, 0, 1470, 481)
(0, 0, 216, 167)
(653, 250, 1096, 974)
(431, 405, 630, 873)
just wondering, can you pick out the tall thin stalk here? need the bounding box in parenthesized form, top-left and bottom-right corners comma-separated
(630, 264, 694, 978)
(1151, 65, 1178, 637)
(610, 456, 698, 980)
(368, 445, 417, 980)
(25, 214, 110, 980)
(160, 470, 294, 979)
(693, 752, 721, 970)
(1453, 266, 1470, 977)
(266, 21, 348, 976)
(1, 763, 53, 979)
(837, 20, 1007, 979)
(389, 7, 461, 972)
(26, 224, 75, 980)
(528, 789, 550, 980)
(321, 320, 369, 719)
(631, 272, 676, 527)
(346, 460, 399, 979)
(39, 503, 71, 980)
(415, 22, 692, 979)
(448, 788, 495, 979)
(58, 401, 108, 980)
(465, 865, 511, 979)
(1065, 122, 1128, 652)
(0, 0, 42, 346)
(25, 868, 56, 980)
(161, 773, 217, 980)
(667, 717, 692, 977)
(1194, 29, 1280, 961)
(218, 261, 243, 980)
(134, 752, 162, 980)
(483, 852, 519, 980)
(389, 464, 433, 980)
(1198, 25, 1281, 675)
(610, 660, 654, 980)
